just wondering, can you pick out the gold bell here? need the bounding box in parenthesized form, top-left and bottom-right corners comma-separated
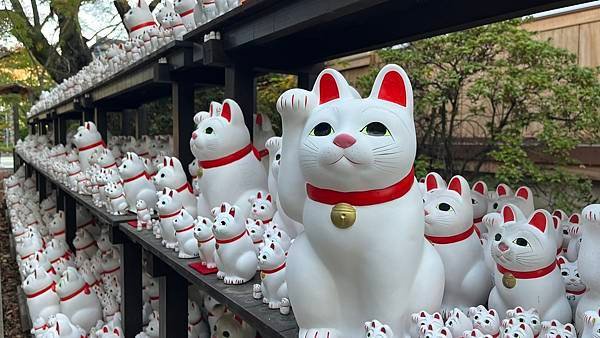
(197, 168, 203, 179)
(260, 272, 266, 280)
(330, 203, 356, 229)
(502, 273, 517, 289)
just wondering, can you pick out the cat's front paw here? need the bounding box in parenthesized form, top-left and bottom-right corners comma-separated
(217, 271, 225, 280)
(223, 276, 247, 285)
(265, 136, 282, 154)
(276, 88, 317, 125)
(582, 204, 600, 225)
(482, 212, 503, 232)
(299, 328, 343, 338)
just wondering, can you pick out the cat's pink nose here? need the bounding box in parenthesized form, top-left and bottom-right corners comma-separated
(191, 132, 197, 140)
(498, 242, 509, 252)
(333, 133, 356, 149)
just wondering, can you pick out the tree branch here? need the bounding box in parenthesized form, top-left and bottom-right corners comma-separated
(30, 0, 40, 27)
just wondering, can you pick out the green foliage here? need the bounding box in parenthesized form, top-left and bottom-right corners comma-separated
(257, 74, 297, 136)
(356, 19, 600, 211)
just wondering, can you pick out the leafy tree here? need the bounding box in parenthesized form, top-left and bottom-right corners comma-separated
(356, 19, 600, 211)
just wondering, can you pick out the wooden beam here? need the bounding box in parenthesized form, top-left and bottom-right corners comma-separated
(159, 267, 188, 338)
(95, 107, 108, 142)
(172, 82, 195, 180)
(121, 238, 143, 338)
(225, 65, 255, 139)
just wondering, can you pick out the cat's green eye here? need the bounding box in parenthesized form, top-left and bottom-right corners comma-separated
(360, 122, 391, 136)
(437, 202, 453, 212)
(205, 127, 214, 134)
(513, 238, 529, 247)
(310, 122, 334, 136)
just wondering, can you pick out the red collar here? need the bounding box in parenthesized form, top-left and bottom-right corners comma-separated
(307, 167, 415, 206)
(149, 295, 159, 301)
(51, 152, 66, 158)
(21, 250, 41, 260)
(138, 152, 149, 157)
(497, 261, 557, 280)
(52, 229, 65, 236)
(426, 225, 475, 245)
(59, 283, 91, 302)
(26, 282, 55, 299)
(200, 144, 259, 169)
(176, 182, 193, 193)
(69, 171, 81, 177)
(77, 219, 95, 229)
(78, 140, 105, 152)
(75, 241, 97, 252)
(180, 8, 194, 17)
(6, 183, 20, 189)
(253, 239, 264, 244)
(176, 224, 195, 234)
(130, 21, 156, 33)
(137, 208, 148, 212)
(190, 317, 203, 326)
(102, 162, 117, 169)
(473, 216, 483, 223)
(257, 149, 269, 159)
(110, 193, 125, 200)
(198, 235, 214, 244)
(215, 230, 248, 245)
(567, 288, 586, 295)
(262, 262, 286, 275)
(102, 266, 120, 275)
(123, 171, 150, 183)
(160, 209, 181, 219)
(261, 218, 273, 224)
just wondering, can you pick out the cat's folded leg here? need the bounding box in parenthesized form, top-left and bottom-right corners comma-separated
(543, 297, 572, 324)
(461, 259, 492, 310)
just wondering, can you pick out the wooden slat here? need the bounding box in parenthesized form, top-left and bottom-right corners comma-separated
(534, 25, 580, 56)
(579, 21, 600, 67)
(522, 5, 600, 32)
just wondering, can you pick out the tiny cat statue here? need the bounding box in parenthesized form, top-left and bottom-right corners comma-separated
(173, 0, 196, 31)
(118, 152, 157, 213)
(574, 204, 600, 332)
(212, 203, 257, 284)
(495, 184, 535, 217)
(72, 122, 106, 172)
(123, 0, 157, 40)
(499, 319, 534, 338)
(44, 313, 87, 338)
(248, 191, 275, 224)
(468, 306, 500, 337)
(193, 216, 217, 269)
(246, 219, 265, 253)
(505, 307, 541, 337)
(364, 320, 394, 338)
(471, 181, 489, 235)
(105, 182, 129, 216)
(581, 309, 600, 338)
(136, 199, 152, 231)
(153, 156, 197, 217)
(274, 66, 446, 336)
(254, 241, 288, 311)
(73, 228, 98, 258)
(188, 300, 210, 338)
(263, 226, 291, 251)
(213, 313, 256, 338)
(23, 267, 60, 323)
(419, 325, 453, 338)
(172, 208, 200, 259)
(411, 311, 444, 337)
(190, 100, 268, 218)
(423, 174, 491, 312)
(488, 205, 571, 323)
(462, 329, 494, 338)
(55, 267, 102, 332)
(156, 188, 182, 249)
(557, 256, 586, 314)
(540, 320, 576, 338)
(48, 211, 66, 240)
(444, 308, 473, 337)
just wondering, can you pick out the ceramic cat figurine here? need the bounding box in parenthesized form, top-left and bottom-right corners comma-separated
(246, 219, 265, 253)
(105, 182, 129, 216)
(488, 206, 571, 323)
(495, 185, 534, 217)
(55, 267, 102, 332)
(188, 299, 210, 338)
(73, 228, 98, 258)
(136, 199, 152, 231)
(444, 308, 473, 337)
(173, 0, 196, 31)
(505, 307, 541, 337)
(172, 208, 200, 258)
(419, 325, 453, 338)
(48, 211, 66, 240)
(499, 320, 534, 338)
(254, 241, 288, 310)
(190, 99, 268, 218)
(411, 311, 444, 337)
(574, 204, 600, 332)
(213, 313, 256, 338)
(468, 307, 500, 337)
(471, 181, 489, 235)
(72, 122, 106, 172)
(44, 313, 87, 338)
(23, 267, 60, 322)
(364, 320, 394, 338)
(212, 203, 257, 284)
(539, 320, 576, 338)
(123, 0, 157, 40)
(248, 191, 275, 224)
(118, 152, 157, 212)
(557, 256, 586, 314)
(156, 188, 182, 249)
(263, 225, 291, 251)
(153, 156, 197, 217)
(193, 216, 217, 269)
(253, 113, 276, 171)
(423, 174, 491, 312)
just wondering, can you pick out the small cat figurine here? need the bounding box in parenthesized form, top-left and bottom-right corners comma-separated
(469, 306, 500, 337)
(246, 219, 265, 253)
(263, 226, 291, 251)
(212, 203, 258, 284)
(123, 0, 157, 40)
(248, 191, 275, 224)
(105, 182, 129, 216)
(539, 320, 577, 338)
(494, 184, 534, 217)
(488, 206, 571, 323)
(499, 319, 534, 338)
(505, 307, 541, 337)
(364, 320, 394, 338)
(212, 313, 256, 338)
(471, 181, 489, 235)
(444, 308, 473, 337)
(172, 209, 200, 259)
(419, 325, 453, 338)
(22, 267, 60, 323)
(136, 199, 152, 231)
(255, 241, 288, 310)
(423, 174, 491, 312)
(462, 329, 493, 338)
(193, 216, 217, 269)
(412, 311, 444, 337)
(557, 256, 586, 314)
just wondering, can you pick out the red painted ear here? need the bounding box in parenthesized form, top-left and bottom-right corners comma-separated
(551, 320, 558, 327)
(519, 323, 526, 330)
(85, 122, 90, 130)
(529, 211, 547, 232)
(162, 188, 167, 194)
(428, 324, 433, 330)
(419, 177, 425, 183)
(233, 315, 243, 325)
(169, 190, 174, 197)
(220, 204, 226, 213)
(497, 184, 508, 196)
(552, 210, 563, 219)
(377, 70, 407, 107)
(570, 214, 580, 224)
(221, 102, 232, 122)
(420, 312, 426, 318)
(448, 177, 462, 195)
(381, 327, 387, 334)
(516, 187, 529, 200)
(471, 332, 477, 337)
(425, 174, 438, 192)
(256, 114, 263, 126)
(516, 307, 523, 313)
(371, 321, 376, 328)
(229, 208, 235, 217)
(502, 205, 515, 223)
(552, 216, 560, 229)
(473, 181, 486, 195)
(433, 313, 441, 320)
(318, 73, 340, 104)
(557, 256, 566, 266)
(163, 158, 167, 167)
(169, 158, 174, 167)
(440, 328, 448, 336)
(257, 191, 262, 199)
(266, 194, 272, 202)
(565, 324, 574, 332)
(489, 309, 496, 316)
(114, 328, 120, 335)
(270, 242, 275, 250)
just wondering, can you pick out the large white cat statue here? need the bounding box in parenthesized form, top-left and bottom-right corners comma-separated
(118, 152, 157, 212)
(277, 65, 445, 337)
(72, 122, 106, 172)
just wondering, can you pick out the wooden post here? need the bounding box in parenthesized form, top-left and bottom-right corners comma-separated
(37, 172, 47, 201)
(58, 117, 68, 146)
(95, 107, 108, 142)
(159, 267, 188, 338)
(172, 81, 195, 180)
(137, 110, 149, 138)
(12, 103, 19, 144)
(225, 65, 255, 139)
(83, 109, 94, 123)
(122, 239, 143, 338)
(53, 116, 60, 145)
(64, 196, 76, 251)
(121, 111, 133, 136)
(298, 71, 320, 90)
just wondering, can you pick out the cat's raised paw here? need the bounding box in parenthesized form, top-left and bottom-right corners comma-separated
(299, 328, 343, 338)
(582, 204, 600, 224)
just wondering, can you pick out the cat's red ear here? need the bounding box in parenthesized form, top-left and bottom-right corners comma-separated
(229, 207, 235, 218)
(557, 256, 566, 266)
(221, 102, 232, 122)
(425, 172, 444, 192)
(497, 183, 511, 197)
(257, 191, 262, 199)
(565, 324, 574, 332)
(570, 213, 580, 224)
(169, 158, 174, 167)
(369, 64, 413, 109)
(502, 205, 516, 223)
(313, 69, 354, 105)
(473, 181, 487, 195)
(528, 210, 549, 233)
(448, 177, 462, 195)
(516, 186, 531, 200)
(266, 194, 272, 202)
(220, 204, 226, 213)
